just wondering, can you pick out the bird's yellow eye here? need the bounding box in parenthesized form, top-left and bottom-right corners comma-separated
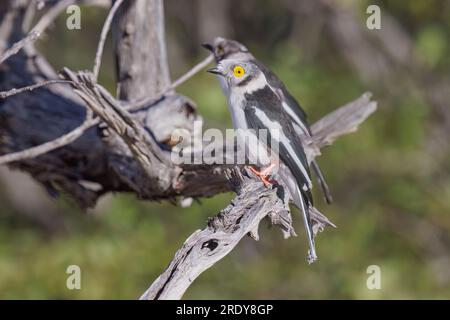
(233, 65, 245, 77)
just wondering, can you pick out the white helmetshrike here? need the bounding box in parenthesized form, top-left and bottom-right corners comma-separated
(203, 37, 332, 205)
(208, 59, 320, 263)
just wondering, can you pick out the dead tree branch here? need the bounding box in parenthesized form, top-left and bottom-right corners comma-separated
(92, 0, 124, 81)
(128, 54, 214, 111)
(0, 52, 213, 166)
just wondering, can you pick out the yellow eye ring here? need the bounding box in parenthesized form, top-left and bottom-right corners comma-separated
(233, 65, 245, 77)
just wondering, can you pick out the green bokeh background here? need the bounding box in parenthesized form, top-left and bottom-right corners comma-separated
(0, 0, 449, 299)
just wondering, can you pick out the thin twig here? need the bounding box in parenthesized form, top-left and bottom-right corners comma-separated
(93, 0, 125, 81)
(0, 31, 40, 65)
(0, 80, 74, 99)
(22, 1, 37, 32)
(127, 54, 214, 111)
(31, 0, 77, 34)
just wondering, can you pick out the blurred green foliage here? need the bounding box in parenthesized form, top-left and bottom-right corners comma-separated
(0, 0, 449, 299)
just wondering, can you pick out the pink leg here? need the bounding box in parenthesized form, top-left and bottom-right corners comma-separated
(248, 163, 277, 186)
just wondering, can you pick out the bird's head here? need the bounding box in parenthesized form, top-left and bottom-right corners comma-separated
(202, 37, 251, 62)
(207, 59, 262, 89)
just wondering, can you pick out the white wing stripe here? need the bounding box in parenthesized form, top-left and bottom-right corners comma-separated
(253, 107, 312, 188)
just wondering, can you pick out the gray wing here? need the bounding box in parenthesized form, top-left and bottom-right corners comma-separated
(254, 59, 333, 203)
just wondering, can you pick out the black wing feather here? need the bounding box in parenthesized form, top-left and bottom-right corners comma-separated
(243, 87, 313, 205)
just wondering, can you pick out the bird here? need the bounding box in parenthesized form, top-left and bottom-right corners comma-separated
(202, 37, 332, 204)
(207, 59, 320, 263)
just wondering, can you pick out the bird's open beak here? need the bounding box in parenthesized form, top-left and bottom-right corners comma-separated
(201, 43, 214, 52)
(207, 66, 225, 77)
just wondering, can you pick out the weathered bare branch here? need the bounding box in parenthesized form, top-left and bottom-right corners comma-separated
(140, 168, 292, 300)
(169, 55, 214, 91)
(128, 54, 214, 111)
(0, 30, 39, 64)
(113, 0, 171, 101)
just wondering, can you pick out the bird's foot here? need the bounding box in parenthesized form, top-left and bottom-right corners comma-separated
(248, 163, 277, 187)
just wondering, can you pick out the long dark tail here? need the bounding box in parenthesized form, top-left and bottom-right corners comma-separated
(311, 160, 333, 204)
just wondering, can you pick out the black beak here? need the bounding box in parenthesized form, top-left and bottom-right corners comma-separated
(201, 43, 214, 52)
(207, 67, 225, 76)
